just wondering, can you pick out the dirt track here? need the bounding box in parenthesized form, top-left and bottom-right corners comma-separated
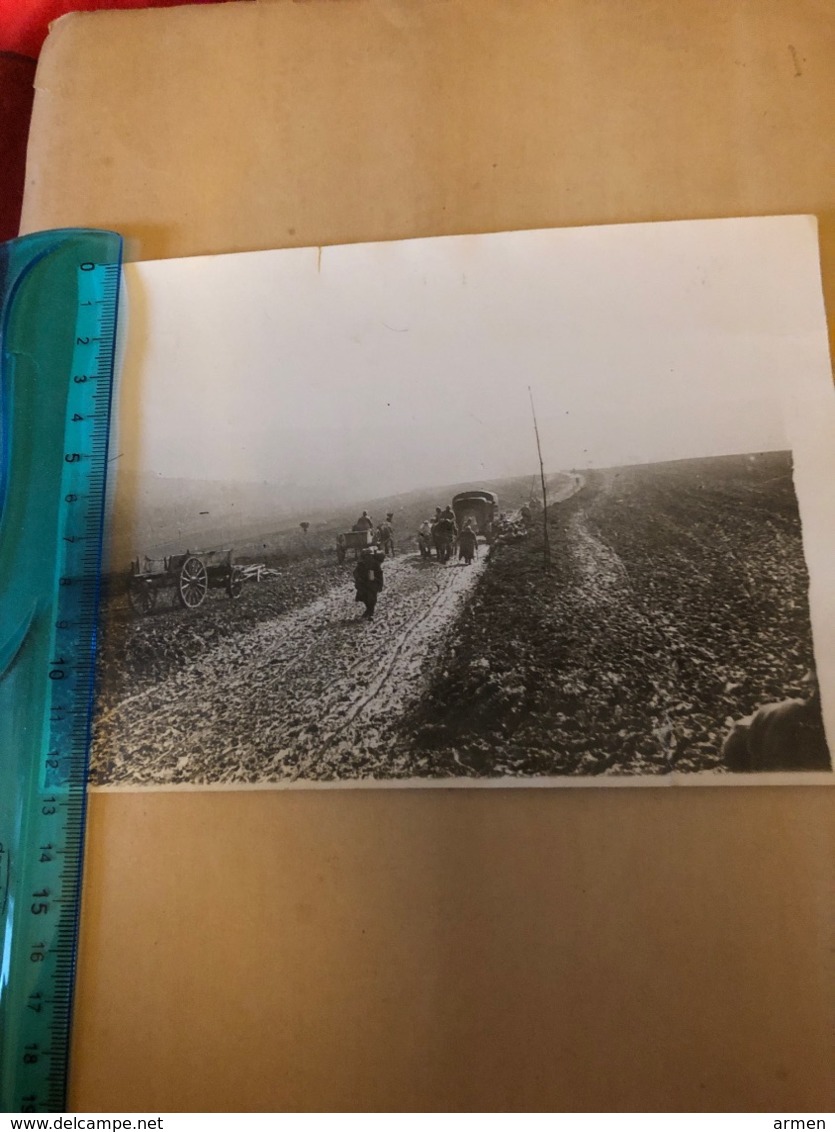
(407, 454, 823, 778)
(94, 550, 491, 785)
(92, 472, 582, 786)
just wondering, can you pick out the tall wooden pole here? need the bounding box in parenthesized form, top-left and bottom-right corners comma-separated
(528, 386, 551, 568)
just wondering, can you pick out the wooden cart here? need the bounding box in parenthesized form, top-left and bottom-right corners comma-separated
(337, 528, 376, 562)
(127, 549, 244, 615)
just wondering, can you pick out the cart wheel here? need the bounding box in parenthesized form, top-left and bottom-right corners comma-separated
(128, 580, 156, 616)
(177, 555, 209, 609)
(226, 571, 243, 600)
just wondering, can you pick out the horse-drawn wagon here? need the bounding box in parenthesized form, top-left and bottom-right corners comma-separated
(336, 528, 376, 563)
(127, 548, 244, 615)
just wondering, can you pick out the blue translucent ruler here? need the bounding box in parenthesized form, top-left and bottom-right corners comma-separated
(0, 229, 123, 1112)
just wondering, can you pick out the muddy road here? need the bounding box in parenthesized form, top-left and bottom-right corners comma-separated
(93, 551, 491, 785)
(92, 472, 582, 786)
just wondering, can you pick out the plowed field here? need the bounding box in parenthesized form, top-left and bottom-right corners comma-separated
(406, 452, 824, 777)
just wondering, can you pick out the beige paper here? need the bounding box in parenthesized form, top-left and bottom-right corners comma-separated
(22, 0, 835, 1111)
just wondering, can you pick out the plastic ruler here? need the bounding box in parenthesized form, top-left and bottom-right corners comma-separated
(0, 229, 123, 1112)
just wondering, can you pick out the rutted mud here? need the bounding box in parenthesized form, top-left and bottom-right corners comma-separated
(567, 513, 631, 611)
(93, 552, 490, 785)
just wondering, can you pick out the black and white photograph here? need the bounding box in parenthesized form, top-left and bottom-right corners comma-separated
(91, 215, 835, 789)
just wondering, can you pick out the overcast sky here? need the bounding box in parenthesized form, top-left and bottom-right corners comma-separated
(119, 216, 827, 499)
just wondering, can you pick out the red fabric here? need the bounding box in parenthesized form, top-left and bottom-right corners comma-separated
(0, 0, 229, 59)
(0, 52, 35, 240)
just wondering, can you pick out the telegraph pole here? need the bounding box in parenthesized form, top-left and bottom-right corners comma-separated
(528, 386, 551, 569)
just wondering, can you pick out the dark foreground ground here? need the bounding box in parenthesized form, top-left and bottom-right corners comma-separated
(404, 451, 823, 778)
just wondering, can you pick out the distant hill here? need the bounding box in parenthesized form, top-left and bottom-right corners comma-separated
(105, 453, 790, 572)
(104, 468, 553, 569)
(105, 471, 340, 567)
(598, 449, 792, 480)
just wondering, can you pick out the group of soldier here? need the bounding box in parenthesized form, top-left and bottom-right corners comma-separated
(342, 495, 545, 622)
(344, 503, 484, 619)
(337, 505, 831, 770)
(418, 506, 479, 565)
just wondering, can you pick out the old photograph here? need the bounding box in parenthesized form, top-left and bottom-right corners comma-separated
(91, 216, 835, 788)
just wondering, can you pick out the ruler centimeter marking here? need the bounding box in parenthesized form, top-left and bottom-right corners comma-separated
(0, 230, 123, 1112)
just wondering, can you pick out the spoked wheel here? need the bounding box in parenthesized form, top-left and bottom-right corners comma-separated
(128, 580, 156, 616)
(226, 570, 243, 600)
(177, 555, 209, 609)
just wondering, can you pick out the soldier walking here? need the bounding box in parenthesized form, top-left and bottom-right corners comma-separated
(458, 521, 478, 565)
(377, 512, 396, 557)
(353, 547, 384, 619)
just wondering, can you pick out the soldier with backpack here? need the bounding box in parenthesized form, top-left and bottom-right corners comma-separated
(353, 547, 384, 619)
